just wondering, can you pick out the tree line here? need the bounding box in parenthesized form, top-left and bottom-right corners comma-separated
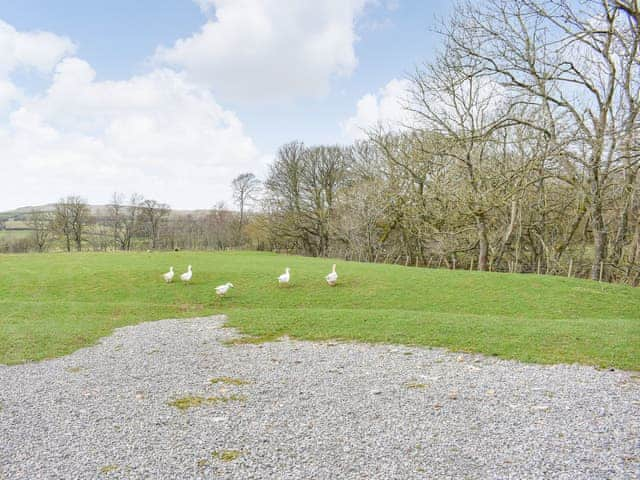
(2, 171, 263, 254)
(260, 0, 640, 284)
(2, 196, 234, 254)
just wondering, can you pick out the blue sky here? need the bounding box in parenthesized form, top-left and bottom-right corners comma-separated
(0, 0, 452, 209)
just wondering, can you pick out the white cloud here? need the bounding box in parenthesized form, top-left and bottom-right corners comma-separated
(0, 79, 19, 109)
(0, 19, 75, 74)
(154, 0, 370, 102)
(0, 19, 75, 110)
(342, 78, 412, 140)
(1, 54, 267, 210)
(193, 0, 217, 14)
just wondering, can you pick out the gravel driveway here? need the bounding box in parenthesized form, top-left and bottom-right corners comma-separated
(0, 315, 638, 479)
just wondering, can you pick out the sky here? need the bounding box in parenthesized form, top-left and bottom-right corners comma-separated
(0, 0, 453, 211)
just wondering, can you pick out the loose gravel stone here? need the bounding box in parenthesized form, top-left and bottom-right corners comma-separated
(0, 315, 638, 479)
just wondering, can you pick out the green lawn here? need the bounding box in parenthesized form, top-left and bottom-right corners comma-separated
(0, 251, 638, 369)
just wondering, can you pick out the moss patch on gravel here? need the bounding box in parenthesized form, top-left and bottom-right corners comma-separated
(210, 377, 250, 386)
(99, 465, 118, 474)
(405, 382, 428, 389)
(168, 394, 245, 410)
(212, 450, 242, 462)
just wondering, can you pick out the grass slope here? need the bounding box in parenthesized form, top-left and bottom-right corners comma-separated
(0, 251, 638, 369)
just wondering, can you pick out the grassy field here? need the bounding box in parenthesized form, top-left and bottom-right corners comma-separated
(0, 230, 31, 240)
(0, 251, 638, 369)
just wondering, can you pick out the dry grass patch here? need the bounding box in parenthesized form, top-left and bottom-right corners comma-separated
(99, 465, 118, 474)
(210, 377, 250, 386)
(212, 450, 242, 462)
(405, 382, 428, 389)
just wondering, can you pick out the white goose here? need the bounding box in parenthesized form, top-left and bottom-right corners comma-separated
(215, 282, 234, 297)
(325, 264, 338, 286)
(278, 267, 291, 286)
(180, 265, 193, 283)
(163, 266, 174, 283)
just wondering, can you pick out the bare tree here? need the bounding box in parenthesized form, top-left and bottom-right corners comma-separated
(407, 40, 543, 270)
(231, 172, 261, 241)
(28, 210, 53, 252)
(54, 196, 91, 252)
(205, 201, 236, 250)
(54, 202, 72, 252)
(107, 193, 143, 250)
(301, 146, 350, 256)
(264, 142, 350, 256)
(264, 142, 310, 252)
(107, 193, 125, 251)
(443, 0, 639, 279)
(139, 199, 170, 249)
(69, 197, 91, 251)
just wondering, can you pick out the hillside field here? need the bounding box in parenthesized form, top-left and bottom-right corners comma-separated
(0, 251, 638, 369)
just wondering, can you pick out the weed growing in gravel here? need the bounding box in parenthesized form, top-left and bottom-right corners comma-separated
(168, 395, 245, 410)
(405, 382, 428, 389)
(212, 450, 242, 462)
(210, 377, 250, 386)
(99, 465, 118, 474)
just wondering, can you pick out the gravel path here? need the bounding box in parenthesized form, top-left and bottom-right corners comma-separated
(0, 316, 638, 479)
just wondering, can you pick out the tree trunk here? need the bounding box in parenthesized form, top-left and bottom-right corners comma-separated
(476, 215, 489, 271)
(494, 200, 517, 269)
(590, 201, 607, 281)
(238, 198, 245, 243)
(610, 170, 637, 267)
